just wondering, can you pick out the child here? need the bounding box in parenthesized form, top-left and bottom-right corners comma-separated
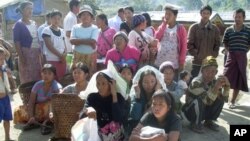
(129, 89, 181, 141)
(178, 70, 190, 95)
(119, 64, 133, 89)
(0, 48, 13, 141)
(159, 61, 182, 113)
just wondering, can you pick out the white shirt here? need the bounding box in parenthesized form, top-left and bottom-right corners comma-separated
(63, 11, 77, 53)
(108, 15, 123, 32)
(42, 27, 65, 61)
(144, 26, 154, 37)
(155, 25, 179, 68)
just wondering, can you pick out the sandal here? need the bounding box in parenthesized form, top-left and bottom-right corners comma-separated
(41, 121, 54, 135)
(23, 123, 40, 131)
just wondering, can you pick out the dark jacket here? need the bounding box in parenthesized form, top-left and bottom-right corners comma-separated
(187, 21, 220, 65)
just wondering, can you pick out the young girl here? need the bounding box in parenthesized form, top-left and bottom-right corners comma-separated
(84, 69, 126, 140)
(0, 48, 13, 141)
(62, 62, 89, 95)
(22, 64, 62, 133)
(42, 10, 67, 80)
(159, 61, 182, 113)
(129, 89, 181, 141)
(119, 64, 133, 89)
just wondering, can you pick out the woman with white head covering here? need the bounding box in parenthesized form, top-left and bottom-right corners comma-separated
(129, 65, 166, 132)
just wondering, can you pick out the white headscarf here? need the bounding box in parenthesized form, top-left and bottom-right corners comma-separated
(79, 61, 129, 100)
(129, 65, 166, 97)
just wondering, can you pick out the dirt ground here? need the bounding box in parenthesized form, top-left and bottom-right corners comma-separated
(1, 49, 250, 141)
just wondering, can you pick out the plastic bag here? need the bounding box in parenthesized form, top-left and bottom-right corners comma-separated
(140, 126, 165, 138)
(71, 117, 101, 141)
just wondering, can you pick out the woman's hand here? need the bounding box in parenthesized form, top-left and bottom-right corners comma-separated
(60, 53, 66, 63)
(86, 107, 96, 120)
(150, 133, 168, 141)
(133, 82, 141, 99)
(110, 79, 117, 96)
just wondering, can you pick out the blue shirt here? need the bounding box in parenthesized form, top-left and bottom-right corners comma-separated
(71, 24, 99, 54)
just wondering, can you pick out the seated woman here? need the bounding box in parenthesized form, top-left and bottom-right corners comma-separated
(83, 69, 126, 140)
(62, 62, 89, 95)
(129, 89, 181, 141)
(21, 64, 62, 133)
(105, 31, 141, 73)
(129, 66, 165, 131)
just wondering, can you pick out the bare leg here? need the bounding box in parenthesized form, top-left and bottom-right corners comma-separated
(231, 89, 240, 104)
(4, 120, 10, 140)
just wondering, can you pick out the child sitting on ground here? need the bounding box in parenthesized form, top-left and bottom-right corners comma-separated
(0, 48, 13, 141)
(178, 70, 190, 96)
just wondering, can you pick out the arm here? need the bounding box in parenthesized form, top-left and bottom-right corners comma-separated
(27, 92, 36, 121)
(43, 36, 64, 58)
(155, 22, 167, 41)
(212, 26, 221, 57)
(70, 38, 96, 49)
(187, 24, 198, 56)
(168, 131, 180, 141)
(178, 25, 187, 69)
(129, 123, 168, 141)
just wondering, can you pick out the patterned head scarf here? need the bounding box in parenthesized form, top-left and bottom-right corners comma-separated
(132, 14, 146, 28)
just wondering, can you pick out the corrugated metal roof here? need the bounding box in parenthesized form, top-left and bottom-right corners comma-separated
(148, 11, 219, 22)
(0, 0, 20, 9)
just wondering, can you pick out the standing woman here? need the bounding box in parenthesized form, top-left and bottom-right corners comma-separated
(96, 14, 116, 59)
(42, 10, 67, 80)
(13, 1, 42, 84)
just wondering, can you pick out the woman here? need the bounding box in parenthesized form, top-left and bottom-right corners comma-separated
(129, 66, 164, 122)
(84, 69, 126, 140)
(22, 64, 62, 133)
(13, 1, 42, 84)
(128, 14, 158, 67)
(42, 10, 67, 80)
(96, 14, 116, 59)
(120, 6, 134, 34)
(129, 89, 181, 141)
(62, 62, 89, 95)
(154, 5, 187, 71)
(105, 31, 140, 73)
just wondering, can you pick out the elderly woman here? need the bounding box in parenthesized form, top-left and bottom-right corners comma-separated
(182, 56, 230, 134)
(128, 14, 158, 67)
(62, 62, 89, 95)
(13, 1, 42, 84)
(105, 31, 140, 73)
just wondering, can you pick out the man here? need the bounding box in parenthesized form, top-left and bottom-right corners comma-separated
(223, 8, 250, 109)
(37, 12, 51, 64)
(182, 56, 230, 133)
(108, 8, 125, 32)
(120, 6, 134, 34)
(63, 0, 80, 53)
(187, 5, 220, 79)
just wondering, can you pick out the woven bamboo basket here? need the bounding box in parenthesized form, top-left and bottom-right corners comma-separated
(18, 81, 37, 105)
(52, 94, 84, 139)
(58, 73, 74, 87)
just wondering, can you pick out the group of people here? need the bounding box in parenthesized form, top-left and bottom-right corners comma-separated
(0, 0, 249, 140)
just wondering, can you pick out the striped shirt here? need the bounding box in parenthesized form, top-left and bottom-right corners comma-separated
(223, 25, 250, 52)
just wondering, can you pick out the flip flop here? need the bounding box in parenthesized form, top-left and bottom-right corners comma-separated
(41, 121, 54, 135)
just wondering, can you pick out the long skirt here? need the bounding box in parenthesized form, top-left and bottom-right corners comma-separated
(223, 51, 248, 92)
(18, 47, 42, 84)
(13, 102, 50, 124)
